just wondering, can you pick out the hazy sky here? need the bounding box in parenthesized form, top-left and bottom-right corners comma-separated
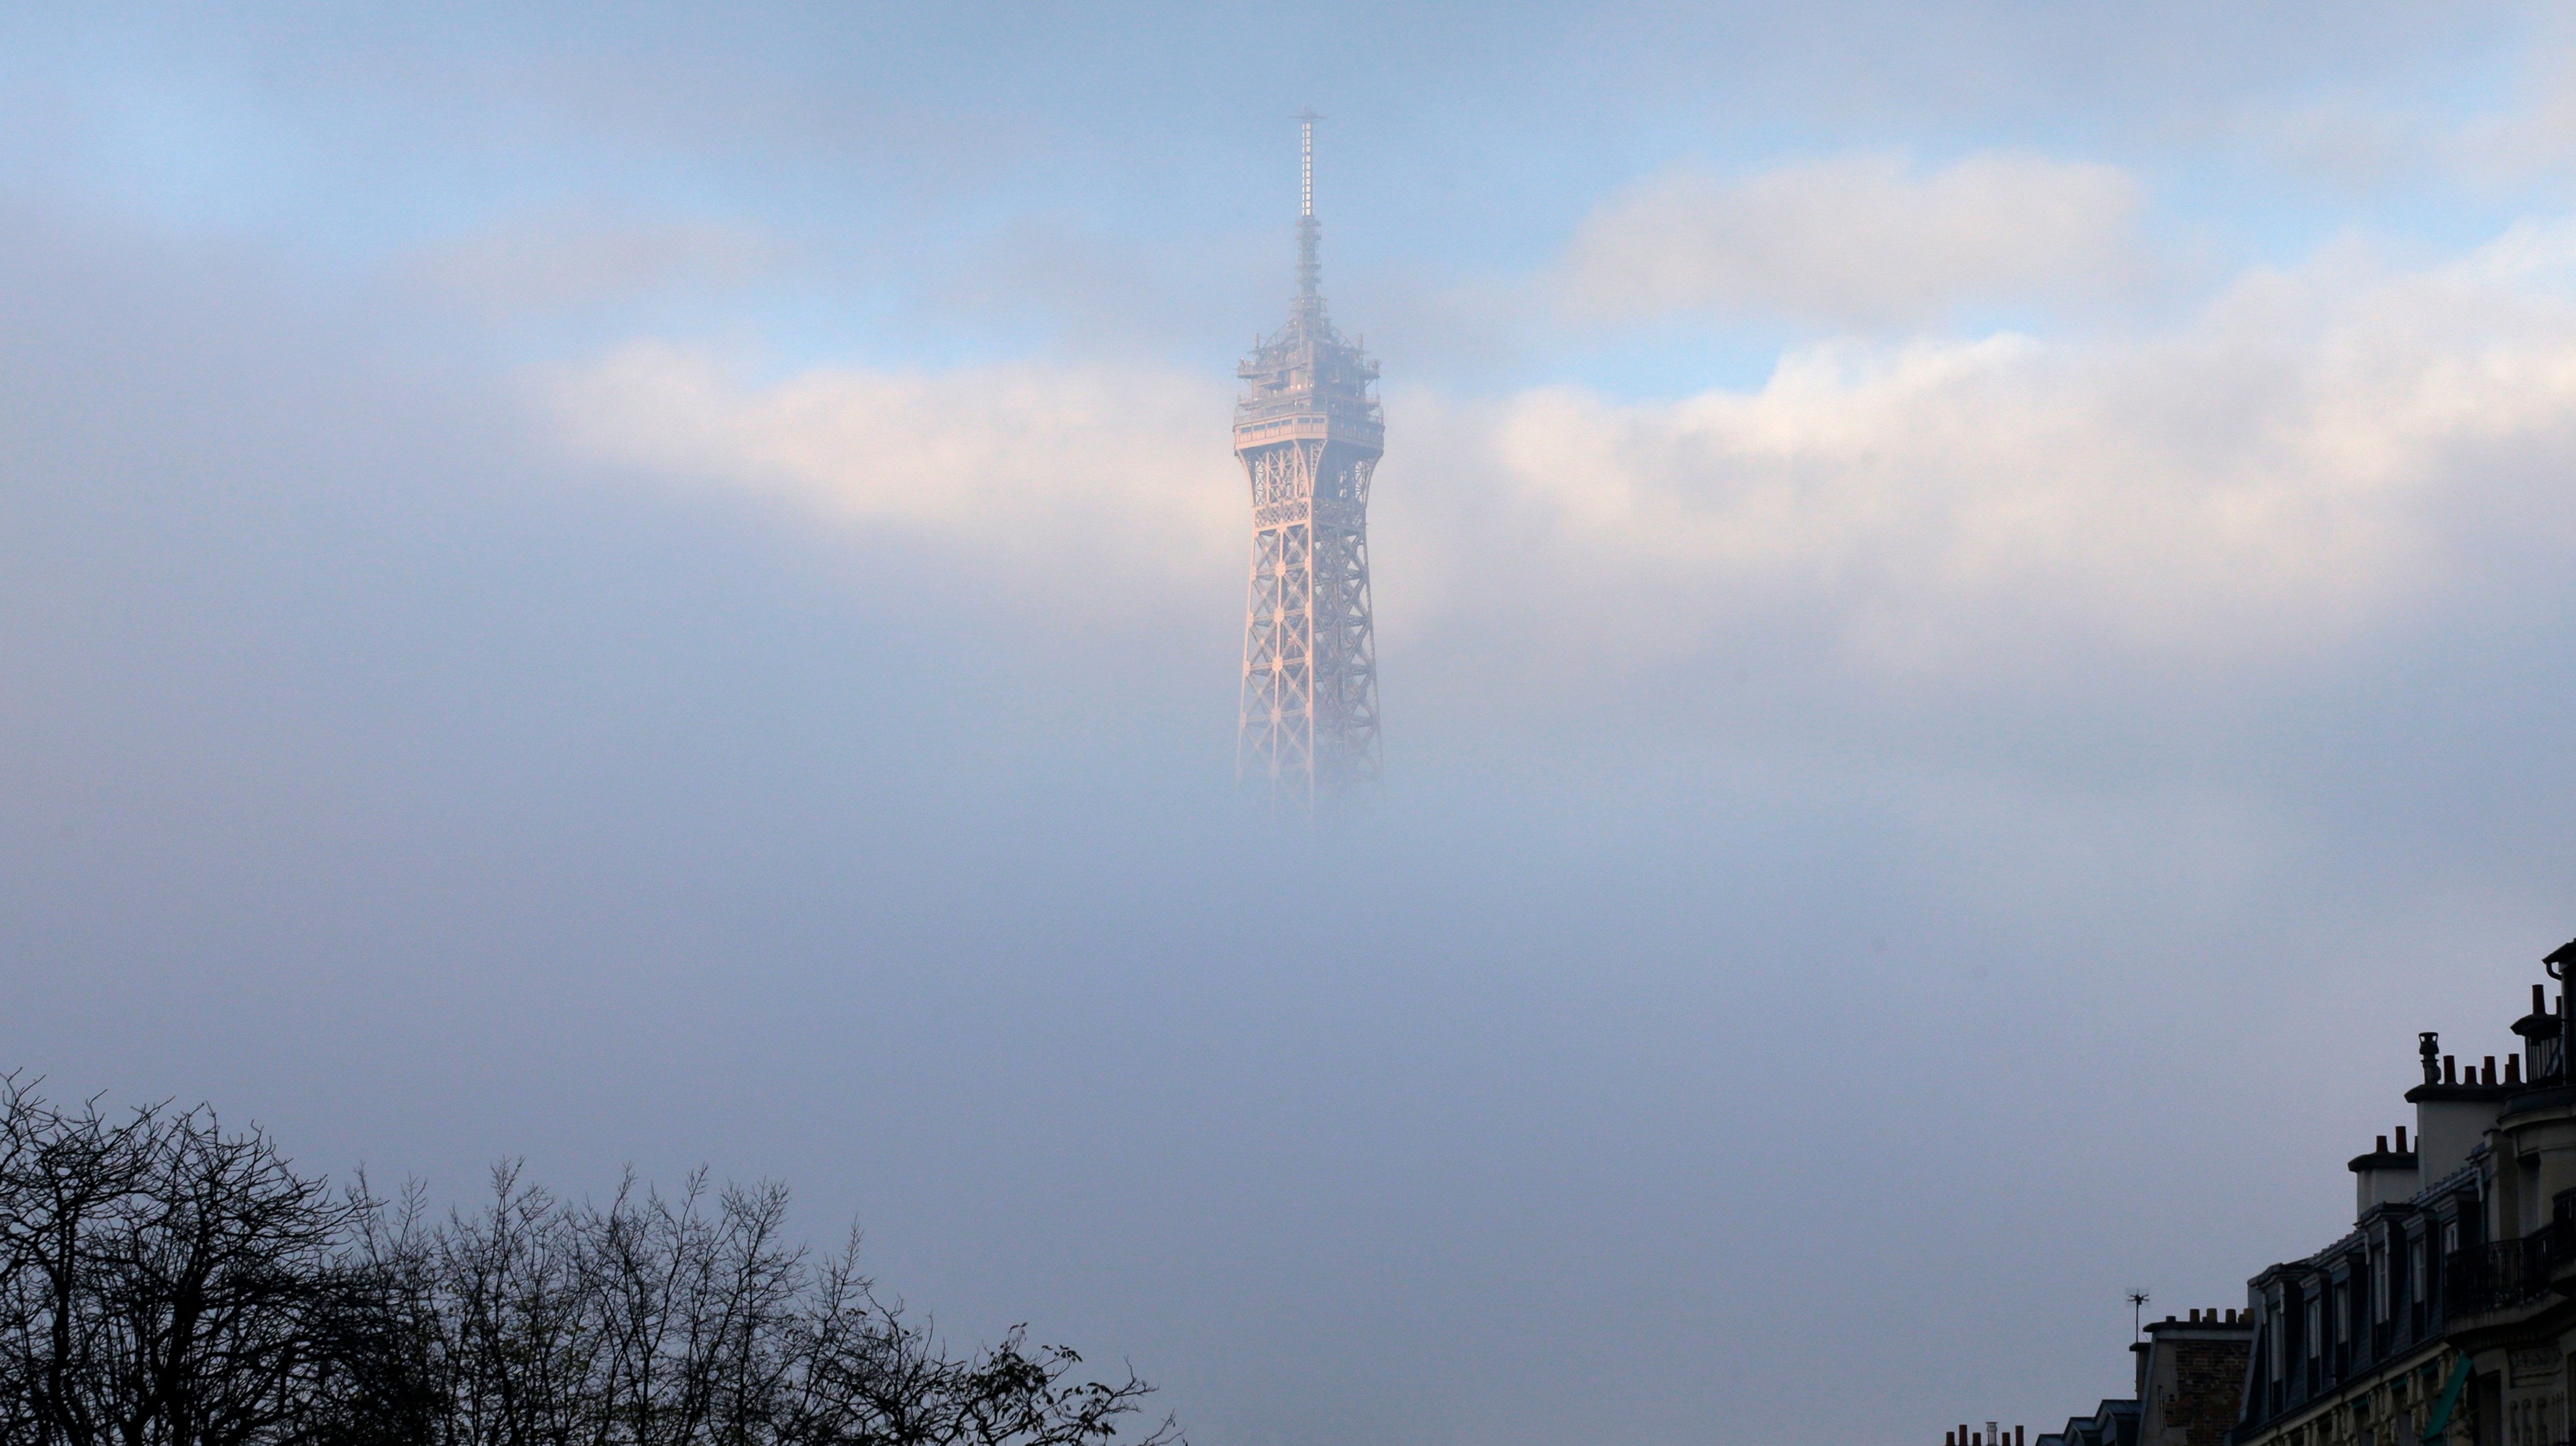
(10, 3, 2576, 1440)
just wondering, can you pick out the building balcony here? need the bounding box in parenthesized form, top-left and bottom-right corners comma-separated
(2442, 1221, 2576, 1321)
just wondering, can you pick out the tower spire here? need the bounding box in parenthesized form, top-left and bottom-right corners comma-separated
(1295, 108, 1322, 307)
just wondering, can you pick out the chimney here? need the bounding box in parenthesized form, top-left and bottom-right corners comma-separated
(2537, 985, 2548, 1016)
(2508, 1055, 2522, 1085)
(2484, 1056, 2497, 1085)
(2397, 1125, 2409, 1152)
(2377, 1135, 2389, 1154)
(2017, 1429, 2026, 1446)
(2446, 1055, 2458, 1084)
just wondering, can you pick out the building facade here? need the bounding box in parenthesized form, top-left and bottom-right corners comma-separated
(1979, 967, 2576, 1446)
(2233, 980, 2573, 1446)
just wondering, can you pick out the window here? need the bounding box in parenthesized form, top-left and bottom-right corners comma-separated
(2409, 1238, 2425, 1301)
(2445, 1221, 2461, 1257)
(2307, 1297, 2322, 1358)
(2333, 1283, 2351, 1375)
(2374, 1249, 2391, 1322)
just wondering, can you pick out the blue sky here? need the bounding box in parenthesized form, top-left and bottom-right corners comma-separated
(10, 4, 2576, 1442)
(17, 1, 2569, 378)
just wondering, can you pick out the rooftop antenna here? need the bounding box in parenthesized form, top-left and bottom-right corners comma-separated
(2128, 1289, 2151, 1342)
(1294, 108, 1323, 305)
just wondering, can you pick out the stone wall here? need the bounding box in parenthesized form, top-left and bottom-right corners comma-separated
(2160, 1337, 2250, 1446)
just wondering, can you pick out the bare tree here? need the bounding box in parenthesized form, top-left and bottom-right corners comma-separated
(0, 1076, 1181, 1446)
(403, 1169, 1178, 1446)
(0, 1074, 424, 1446)
(775, 1228, 1177, 1446)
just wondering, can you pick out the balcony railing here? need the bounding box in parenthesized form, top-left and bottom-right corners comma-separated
(2446, 1222, 2575, 1317)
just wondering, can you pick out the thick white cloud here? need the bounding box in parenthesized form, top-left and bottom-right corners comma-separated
(551, 222, 2576, 692)
(547, 343, 1243, 607)
(1444, 222, 2576, 678)
(1556, 152, 2147, 327)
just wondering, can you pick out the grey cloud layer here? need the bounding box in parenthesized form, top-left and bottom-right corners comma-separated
(404, 206, 781, 319)
(1557, 153, 2148, 327)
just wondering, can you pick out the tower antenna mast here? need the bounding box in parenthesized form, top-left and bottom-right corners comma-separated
(1297, 107, 1319, 218)
(1293, 108, 1323, 305)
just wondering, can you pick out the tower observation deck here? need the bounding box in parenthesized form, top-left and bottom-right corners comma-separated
(1234, 112, 1382, 804)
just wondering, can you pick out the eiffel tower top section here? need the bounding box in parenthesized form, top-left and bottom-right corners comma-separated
(1235, 112, 1382, 459)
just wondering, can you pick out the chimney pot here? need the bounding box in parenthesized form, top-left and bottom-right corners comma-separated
(2017, 1429, 2026, 1446)
(2377, 1135, 2389, 1154)
(2537, 985, 2547, 1015)
(2508, 1055, 2522, 1085)
(2446, 1055, 2457, 1084)
(2397, 1125, 2409, 1152)
(2485, 1055, 2497, 1085)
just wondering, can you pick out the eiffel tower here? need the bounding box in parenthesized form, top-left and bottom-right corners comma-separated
(1234, 112, 1382, 806)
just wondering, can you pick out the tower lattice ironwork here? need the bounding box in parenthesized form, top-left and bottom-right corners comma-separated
(1234, 112, 1382, 804)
